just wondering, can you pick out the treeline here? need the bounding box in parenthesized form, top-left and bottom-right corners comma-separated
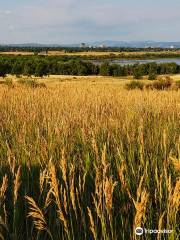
(0, 56, 180, 77)
(1, 45, 179, 53)
(0, 56, 99, 77)
(1, 46, 180, 61)
(100, 61, 180, 77)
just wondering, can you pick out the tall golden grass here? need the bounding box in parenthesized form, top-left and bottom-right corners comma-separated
(2, 50, 180, 57)
(0, 84, 179, 239)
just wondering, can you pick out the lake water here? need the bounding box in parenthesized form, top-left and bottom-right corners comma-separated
(94, 58, 180, 66)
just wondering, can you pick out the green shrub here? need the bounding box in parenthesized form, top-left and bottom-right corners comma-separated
(146, 76, 173, 90)
(175, 80, 180, 89)
(133, 68, 143, 79)
(152, 76, 173, 90)
(125, 80, 144, 90)
(148, 72, 157, 80)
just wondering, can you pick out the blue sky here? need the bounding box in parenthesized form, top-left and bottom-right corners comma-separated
(0, 0, 180, 44)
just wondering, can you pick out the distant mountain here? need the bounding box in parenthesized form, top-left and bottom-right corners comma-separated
(0, 43, 61, 47)
(1, 41, 180, 48)
(86, 40, 180, 48)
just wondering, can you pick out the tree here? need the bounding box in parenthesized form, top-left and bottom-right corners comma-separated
(0, 62, 8, 78)
(35, 62, 48, 77)
(12, 62, 23, 77)
(23, 62, 35, 77)
(133, 67, 143, 79)
(110, 64, 123, 77)
(99, 62, 111, 76)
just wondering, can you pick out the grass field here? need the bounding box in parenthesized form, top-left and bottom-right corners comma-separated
(1, 73, 180, 87)
(1, 50, 180, 58)
(0, 51, 34, 56)
(44, 50, 180, 58)
(0, 78, 180, 239)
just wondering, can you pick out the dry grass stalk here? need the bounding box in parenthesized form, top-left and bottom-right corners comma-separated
(93, 195, 102, 220)
(70, 172, 77, 218)
(60, 149, 67, 186)
(63, 188, 68, 215)
(118, 161, 127, 191)
(94, 165, 104, 222)
(6, 142, 16, 175)
(101, 145, 109, 176)
(75, 187, 81, 215)
(92, 136, 99, 162)
(82, 172, 87, 193)
(95, 166, 103, 196)
(136, 175, 145, 202)
(0, 175, 8, 202)
(155, 169, 163, 205)
(169, 178, 180, 211)
(78, 175, 82, 194)
(167, 178, 180, 228)
(57, 209, 68, 235)
(49, 164, 61, 207)
(170, 156, 180, 172)
(44, 189, 52, 210)
(25, 196, 48, 232)
(132, 189, 149, 228)
(163, 129, 167, 161)
(158, 212, 165, 240)
(87, 207, 97, 240)
(138, 122, 145, 166)
(0, 176, 8, 238)
(104, 177, 117, 212)
(14, 166, 21, 205)
(49, 163, 69, 235)
(166, 174, 172, 199)
(39, 169, 48, 194)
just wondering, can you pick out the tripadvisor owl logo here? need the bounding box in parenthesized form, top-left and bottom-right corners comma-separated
(135, 227, 173, 236)
(135, 227, 143, 236)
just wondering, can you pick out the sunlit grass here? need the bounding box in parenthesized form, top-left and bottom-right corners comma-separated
(0, 84, 179, 239)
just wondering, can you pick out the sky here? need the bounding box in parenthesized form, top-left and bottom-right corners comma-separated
(0, 0, 180, 44)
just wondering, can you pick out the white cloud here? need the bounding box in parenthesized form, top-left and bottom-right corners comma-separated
(0, 0, 180, 43)
(4, 10, 12, 15)
(9, 25, 15, 31)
